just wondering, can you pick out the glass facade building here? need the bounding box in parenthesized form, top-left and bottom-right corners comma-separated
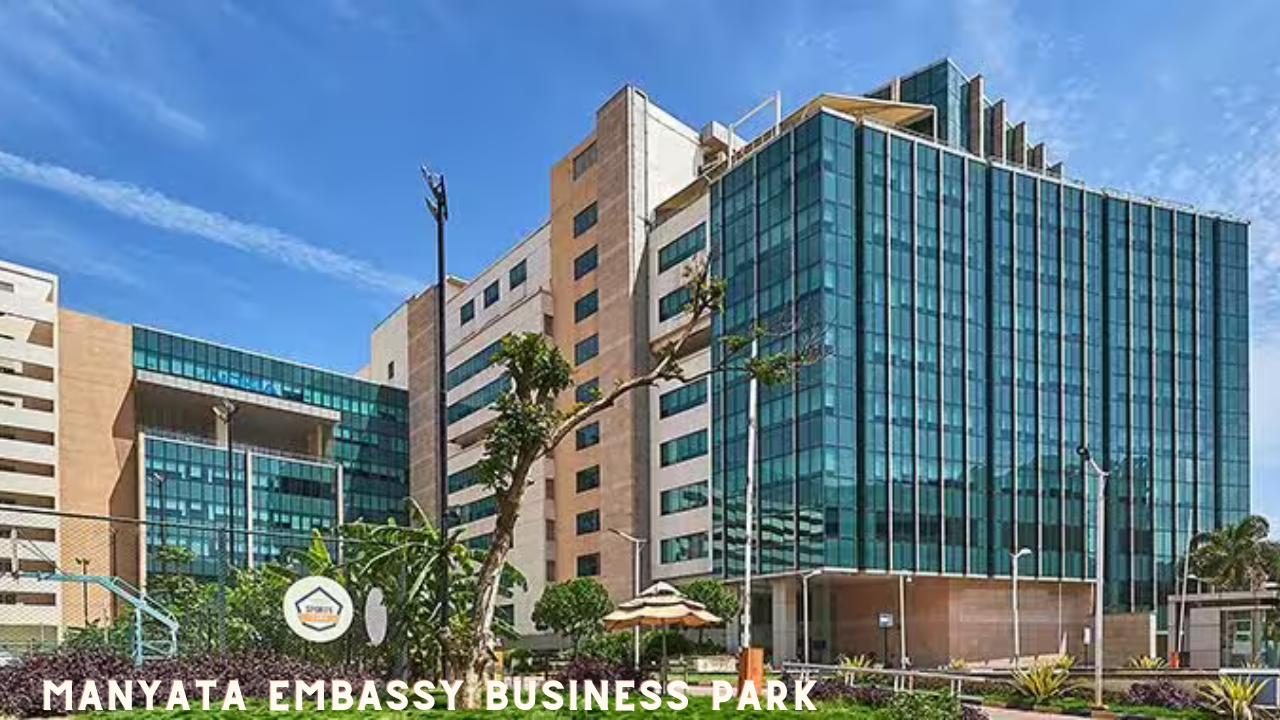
(133, 327, 410, 573)
(709, 108, 1249, 622)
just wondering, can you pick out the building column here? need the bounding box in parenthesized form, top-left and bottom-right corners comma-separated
(772, 576, 798, 663)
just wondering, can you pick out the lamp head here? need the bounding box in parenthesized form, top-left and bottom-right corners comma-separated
(1076, 445, 1090, 461)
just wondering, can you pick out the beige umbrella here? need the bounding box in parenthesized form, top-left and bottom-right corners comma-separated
(603, 582, 722, 685)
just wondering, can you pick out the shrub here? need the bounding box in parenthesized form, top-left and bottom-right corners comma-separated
(1125, 679, 1197, 709)
(884, 691, 961, 720)
(579, 632, 633, 665)
(838, 653, 874, 669)
(1200, 676, 1265, 720)
(962, 703, 991, 720)
(1009, 662, 1077, 704)
(1128, 654, 1168, 669)
(552, 656, 647, 685)
(803, 678, 893, 707)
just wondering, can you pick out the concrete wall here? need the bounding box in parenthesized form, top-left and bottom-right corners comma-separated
(367, 302, 408, 389)
(56, 309, 139, 629)
(406, 287, 442, 519)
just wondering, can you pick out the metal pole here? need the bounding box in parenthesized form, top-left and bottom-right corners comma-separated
(1078, 446, 1108, 708)
(1176, 532, 1197, 659)
(610, 529, 646, 669)
(424, 169, 450, 677)
(898, 575, 907, 668)
(632, 540, 641, 667)
(1013, 556, 1021, 666)
(740, 338, 758, 651)
(1011, 547, 1030, 667)
(802, 570, 821, 665)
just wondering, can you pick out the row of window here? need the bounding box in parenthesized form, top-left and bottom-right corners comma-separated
(446, 341, 502, 390)
(658, 286, 692, 323)
(657, 224, 706, 273)
(574, 290, 598, 322)
(658, 378, 707, 418)
(445, 374, 510, 425)
(660, 532, 708, 564)
(573, 203, 598, 237)
(575, 246, 598, 279)
(659, 429, 708, 467)
(575, 508, 600, 535)
(447, 465, 482, 494)
(659, 480, 708, 515)
(458, 260, 529, 327)
(574, 335, 599, 364)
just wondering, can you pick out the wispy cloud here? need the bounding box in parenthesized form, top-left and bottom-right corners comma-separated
(0, 149, 419, 297)
(0, 0, 207, 142)
(953, 0, 1096, 162)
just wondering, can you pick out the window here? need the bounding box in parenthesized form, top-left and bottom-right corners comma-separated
(460, 300, 474, 325)
(574, 246, 598, 279)
(509, 260, 527, 289)
(483, 281, 500, 308)
(574, 335, 599, 365)
(455, 494, 498, 524)
(576, 422, 600, 449)
(574, 290, 599, 322)
(496, 604, 515, 627)
(576, 465, 600, 492)
(659, 378, 707, 418)
(658, 224, 706, 272)
(573, 203, 598, 237)
(576, 553, 600, 577)
(660, 532, 709, 564)
(660, 481, 708, 515)
(575, 509, 600, 535)
(386, 361, 395, 380)
(446, 375, 509, 424)
(575, 378, 599, 404)
(572, 142, 598, 179)
(447, 341, 502, 390)
(448, 465, 483, 493)
(660, 429, 708, 466)
(658, 287, 692, 322)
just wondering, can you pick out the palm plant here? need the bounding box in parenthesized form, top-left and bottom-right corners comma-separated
(1009, 662, 1078, 704)
(1201, 676, 1266, 720)
(1188, 516, 1280, 591)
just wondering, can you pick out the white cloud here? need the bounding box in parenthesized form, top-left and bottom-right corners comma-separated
(953, 0, 1096, 162)
(0, 0, 207, 141)
(0, 149, 419, 297)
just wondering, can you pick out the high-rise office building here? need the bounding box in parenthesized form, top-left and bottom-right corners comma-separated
(0, 261, 410, 648)
(386, 59, 1250, 664)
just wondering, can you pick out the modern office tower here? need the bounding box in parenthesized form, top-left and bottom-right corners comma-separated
(35, 285, 407, 639)
(0, 261, 60, 650)
(384, 58, 1249, 664)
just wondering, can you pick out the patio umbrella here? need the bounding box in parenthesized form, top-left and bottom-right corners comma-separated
(603, 581, 722, 686)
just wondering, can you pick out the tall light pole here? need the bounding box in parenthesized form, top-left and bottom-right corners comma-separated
(213, 399, 238, 565)
(802, 569, 822, 664)
(423, 167, 449, 676)
(1011, 547, 1032, 667)
(610, 528, 646, 668)
(740, 336, 759, 653)
(1177, 572, 1198, 664)
(1078, 445, 1109, 708)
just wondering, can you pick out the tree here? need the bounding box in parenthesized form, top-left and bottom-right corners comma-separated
(531, 577, 613, 652)
(679, 578, 739, 646)
(1189, 515, 1280, 592)
(453, 263, 820, 707)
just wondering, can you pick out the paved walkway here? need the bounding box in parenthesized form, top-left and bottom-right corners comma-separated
(984, 707, 1081, 720)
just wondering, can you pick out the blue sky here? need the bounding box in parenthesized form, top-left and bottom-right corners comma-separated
(1, 0, 1278, 519)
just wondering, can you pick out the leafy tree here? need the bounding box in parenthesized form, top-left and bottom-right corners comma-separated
(453, 263, 820, 707)
(531, 577, 612, 652)
(1188, 515, 1280, 591)
(679, 578, 739, 646)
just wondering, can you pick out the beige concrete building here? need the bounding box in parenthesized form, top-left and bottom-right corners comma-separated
(0, 261, 61, 650)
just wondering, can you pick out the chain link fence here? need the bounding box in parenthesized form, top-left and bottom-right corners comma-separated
(0, 504, 424, 672)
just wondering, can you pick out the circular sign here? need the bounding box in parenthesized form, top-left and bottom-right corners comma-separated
(283, 576, 353, 643)
(365, 588, 388, 646)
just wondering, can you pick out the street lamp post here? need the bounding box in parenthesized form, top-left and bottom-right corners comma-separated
(1077, 445, 1109, 708)
(1011, 547, 1032, 667)
(1177, 572, 1198, 663)
(423, 167, 450, 676)
(609, 528, 646, 668)
(213, 399, 237, 657)
(74, 557, 90, 626)
(802, 569, 822, 665)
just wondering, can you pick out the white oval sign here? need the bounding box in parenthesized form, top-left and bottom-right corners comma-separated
(283, 576, 353, 643)
(365, 587, 387, 646)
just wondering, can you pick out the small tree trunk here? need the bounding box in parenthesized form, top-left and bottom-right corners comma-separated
(458, 455, 535, 708)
